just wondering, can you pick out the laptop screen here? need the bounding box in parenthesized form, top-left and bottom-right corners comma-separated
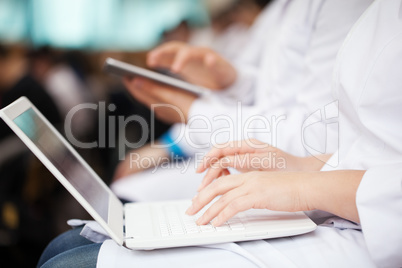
(13, 108, 109, 222)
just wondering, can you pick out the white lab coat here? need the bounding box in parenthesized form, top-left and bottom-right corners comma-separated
(172, 0, 373, 157)
(321, 0, 402, 265)
(111, 0, 373, 202)
(189, 23, 252, 62)
(100, 0, 402, 267)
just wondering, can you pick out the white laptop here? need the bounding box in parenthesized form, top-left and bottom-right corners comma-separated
(0, 97, 316, 250)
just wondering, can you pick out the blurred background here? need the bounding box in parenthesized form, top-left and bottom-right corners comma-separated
(0, 0, 270, 266)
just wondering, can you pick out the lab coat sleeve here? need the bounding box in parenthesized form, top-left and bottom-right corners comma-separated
(294, 0, 372, 108)
(274, 0, 373, 156)
(356, 163, 402, 268)
(167, 0, 372, 158)
(160, 64, 259, 158)
(178, 97, 264, 157)
(218, 63, 258, 105)
(183, 97, 337, 157)
(162, 123, 194, 157)
(182, 96, 310, 157)
(216, 3, 274, 105)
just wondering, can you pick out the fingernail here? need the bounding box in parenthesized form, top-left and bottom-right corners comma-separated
(185, 205, 194, 215)
(212, 217, 220, 227)
(197, 182, 207, 192)
(196, 216, 204, 225)
(197, 184, 203, 192)
(147, 52, 156, 63)
(172, 63, 181, 73)
(198, 164, 208, 173)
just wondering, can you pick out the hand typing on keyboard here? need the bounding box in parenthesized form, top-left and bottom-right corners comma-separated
(186, 140, 317, 227)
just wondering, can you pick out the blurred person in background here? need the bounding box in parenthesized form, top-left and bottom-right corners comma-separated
(29, 47, 96, 140)
(162, 0, 269, 60)
(111, 0, 373, 203)
(191, 0, 269, 59)
(0, 44, 61, 140)
(202, 0, 267, 59)
(0, 43, 63, 266)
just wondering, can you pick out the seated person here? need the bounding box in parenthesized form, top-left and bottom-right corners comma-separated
(0, 44, 61, 141)
(37, 0, 402, 266)
(111, 0, 373, 202)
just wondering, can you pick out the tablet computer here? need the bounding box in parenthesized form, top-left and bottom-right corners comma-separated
(103, 58, 210, 96)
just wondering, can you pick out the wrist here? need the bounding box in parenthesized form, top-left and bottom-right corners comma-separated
(297, 172, 319, 211)
(287, 156, 308, 171)
(218, 65, 237, 89)
(159, 133, 187, 159)
(300, 170, 364, 223)
(295, 155, 333, 172)
(183, 98, 195, 123)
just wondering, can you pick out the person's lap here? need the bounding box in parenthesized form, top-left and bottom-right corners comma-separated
(96, 226, 376, 267)
(37, 227, 101, 268)
(39, 225, 376, 267)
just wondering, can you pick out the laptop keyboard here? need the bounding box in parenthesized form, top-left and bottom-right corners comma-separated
(156, 203, 245, 237)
